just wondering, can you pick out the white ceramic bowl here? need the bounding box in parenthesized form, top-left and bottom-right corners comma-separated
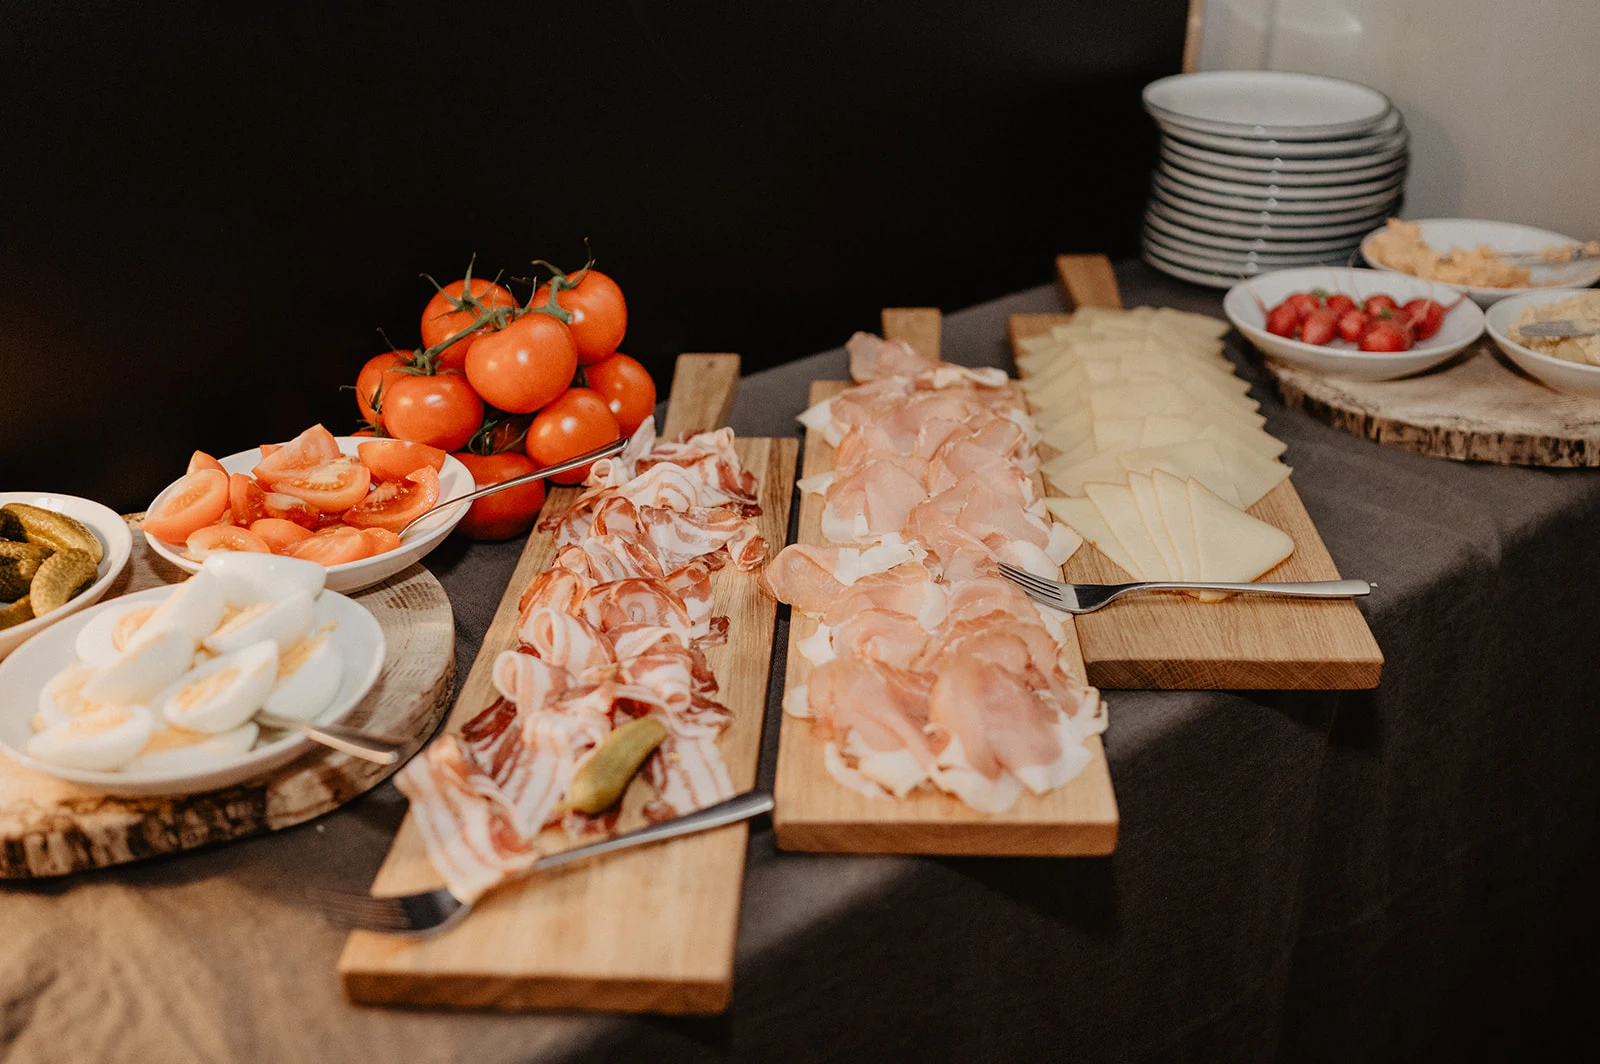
(1223, 267, 1487, 380)
(1159, 146, 1407, 188)
(1153, 170, 1403, 215)
(1162, 134, 1408, 174)
(1162, 110, 1406, 160)
(1144, 208, 1364, 255)
(143, 437, 472, 593)
(1483, 289, 1600, 400)
(1149, 199, 1385, 241)
(1158, 160, 1404, 201)
(0, 493, 133, 661)
(0, 582, 385, 795)
(1144, 72, 1392, 140)
(1360, 218, 1600, 308)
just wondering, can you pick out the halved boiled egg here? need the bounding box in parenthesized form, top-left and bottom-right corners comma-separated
(36, 661, 101, 730)
(27, 703, 155, 771)
(202, 589, 315, 655)
(262, 628, 343, 720)
(79, 628, 195, 705)
(136, 569, 228, 644)
(126, 721, 260, 773)
(74, 601, 162, 669)
(157, 640, 278, 734)
(201, 553, 325, 609)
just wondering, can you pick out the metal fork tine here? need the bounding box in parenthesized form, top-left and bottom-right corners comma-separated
(996, 561, 1057, 593)
(307, 889, 412, 928)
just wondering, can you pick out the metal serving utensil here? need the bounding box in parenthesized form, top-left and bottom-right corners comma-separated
(255, 710, 410, 765)
(398, 437, 629, 538)
(308, 789, 774, 935)
(996, 562, 1372, 614)
(1516, 319, 1600, 339)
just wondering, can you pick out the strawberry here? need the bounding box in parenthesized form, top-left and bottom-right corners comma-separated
(1359, 316, 1414, 352)
(1337, 308, 1366, 343)
(1300, 306, 1339, 346)
(1285, 292, 1322, 320)
(1402, 298, 1447, 340)
(1363, 293, 1400, 316)
(1265, 301, 1301, 338)
(1325, 293, 1357, 316)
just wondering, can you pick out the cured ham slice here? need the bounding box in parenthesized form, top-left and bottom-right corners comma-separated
(400, 416, 765, 901)
(772, 330, 1106, 813)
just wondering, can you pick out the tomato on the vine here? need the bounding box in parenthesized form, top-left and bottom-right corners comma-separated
(464, 313, 578, 414)
(584, 353, 655, 436)
(381, 372, 485, 452)
(355, 351, 411, 428)
(451, 451, 547, 540)
(526, 387, 620, 484)
(535, 269, 626, 365)
(421, 278, 517, 371)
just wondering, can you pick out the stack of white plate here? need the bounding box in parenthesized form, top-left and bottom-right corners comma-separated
(1140, 71, 1409, 288)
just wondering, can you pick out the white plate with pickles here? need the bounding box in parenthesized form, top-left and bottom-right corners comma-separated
(0, 493, 133, 661)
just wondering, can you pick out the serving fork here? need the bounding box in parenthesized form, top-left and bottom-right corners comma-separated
(996, 562, 1371, 614)
(308, 789, 774, 935)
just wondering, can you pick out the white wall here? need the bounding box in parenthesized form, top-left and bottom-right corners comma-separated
(1195, 0, 1600, 238)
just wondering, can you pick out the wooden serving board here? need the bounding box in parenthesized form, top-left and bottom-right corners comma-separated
(339, 353, 798, 1015)
(1266, 341, 1600, 467)
(771, 312, 1119, 856)
(1010, 255, 1383, 690)
(0, 523, 454, 878)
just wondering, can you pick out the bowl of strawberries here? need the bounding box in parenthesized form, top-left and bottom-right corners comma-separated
(1223, 267, 1486, 381)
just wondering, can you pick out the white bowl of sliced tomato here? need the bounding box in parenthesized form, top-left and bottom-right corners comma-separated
(1223, 267, 1486, 381)
(140, 426, 474, 593)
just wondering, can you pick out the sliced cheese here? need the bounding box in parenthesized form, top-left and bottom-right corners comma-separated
(1044, 449, 1125, 496)
(1093, 417, 1144, 454)
(1045, 497, 1139, 579)
(1041, 437, 1099, 479)
(1151, 470, 1201, 580)
(1127, 472, 1180, 579)
(1116, 440, 1244, 508)
(1141, 415, 1287, 460)
(1189, 478, 1294, 581)
(1200, 428, 1292, 508)
(1039, 407, 1092, 450)
(1083, 482, 1166, 580)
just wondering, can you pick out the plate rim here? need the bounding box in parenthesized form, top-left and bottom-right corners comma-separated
(1143, 71, 1394, 141)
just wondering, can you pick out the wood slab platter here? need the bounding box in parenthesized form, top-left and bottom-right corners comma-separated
(339, 353, 798, 1015)
(1266, 342, 1600, 467)
(0, 519, 454, 878)
(1010, 255, 1383, 690)
(771, 311, 1119, 857)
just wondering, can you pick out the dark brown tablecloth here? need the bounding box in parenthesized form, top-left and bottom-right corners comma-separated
(4, 263, 1598, 1063)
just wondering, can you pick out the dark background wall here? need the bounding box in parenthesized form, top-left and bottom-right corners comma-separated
(0, 0, 1185, 512)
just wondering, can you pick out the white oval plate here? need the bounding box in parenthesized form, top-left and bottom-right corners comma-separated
(1162, 134, 1408, 174)
(1144, 208, 1364, 255)
(1159, 145, 1407, 188)
(0, 584, 385, 796)
(143, 438, 472, 594)
(1149, 199, 1383, 241)
(1360, 218, 1600, 308)
(1143, 231, 1350, 271)
(1223, 267, 1486, 380)
(1158, 160, 1404, 201)
(1154, 170, 1403, 214)
(1144, 71, 1392, 141)
(0, 493, 133, 662)
(1162, 110, 1406, 159)
(1484, 289, 1600, 400)
(1152, 185, 1396, 228)
(1143, 248, 1263, 290)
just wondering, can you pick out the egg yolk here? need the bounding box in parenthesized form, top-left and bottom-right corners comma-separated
(111, 606, 159, 652)
(138, 725, 216, 756)
(277, 634, 326, 679)
(68, 706, 134, 735)
(174, 667, 242, 711)
(210, 602, 269, 639)
(45, 666, 99, 716)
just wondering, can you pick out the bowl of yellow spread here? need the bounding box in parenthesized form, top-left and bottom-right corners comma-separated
(1362, 218, 1600, 307)
(1485, 289, 1600, 400)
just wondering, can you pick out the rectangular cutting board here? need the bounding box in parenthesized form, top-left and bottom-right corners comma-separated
(771, 310, 1119, 856)
(1013, 255, 1384, 690)
(338, 353, 799, 1014)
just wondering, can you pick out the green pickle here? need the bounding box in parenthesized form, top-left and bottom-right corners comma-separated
(2, 503, 104, 564)
(0, 542, 54, 601)
(29, 548, 97, 616)
(0, 509, 24, 541)
(0, 595, 33, 630)
(568, 716, 669, 814)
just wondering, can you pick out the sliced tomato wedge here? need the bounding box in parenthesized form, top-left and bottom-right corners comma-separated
(269, 457, 371, 512)
(342, 467, 440, 533)
(263, 490, 318, 528)
(358, 527, 403, 556)
(259, 442, 282, 457)
(252, 425, 342, 484)
(357, 439, 447, 482)
(229, 473, 269, 524)
(185, 524, 271, 559)
(249, 517, 314, 553)
(143, 469, 230, 544)
(187, 450, 227, 475)
(285, 526, 373, 565)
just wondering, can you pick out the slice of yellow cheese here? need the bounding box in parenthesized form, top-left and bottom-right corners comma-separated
(1188, 478, 1294, 582)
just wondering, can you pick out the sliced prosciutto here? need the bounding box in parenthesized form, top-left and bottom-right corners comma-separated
(768, 330, 1105, 814)
(398, 417, 765, 901)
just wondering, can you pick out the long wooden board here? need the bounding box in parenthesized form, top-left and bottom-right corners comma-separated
(771, 310, 1119, 856)
(1012, 255, 1383, 690)
(339, 354, 798, 1014)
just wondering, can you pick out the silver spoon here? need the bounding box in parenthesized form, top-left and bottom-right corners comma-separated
(398, 437, 629, 538)
(255, 710, 410, 765)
